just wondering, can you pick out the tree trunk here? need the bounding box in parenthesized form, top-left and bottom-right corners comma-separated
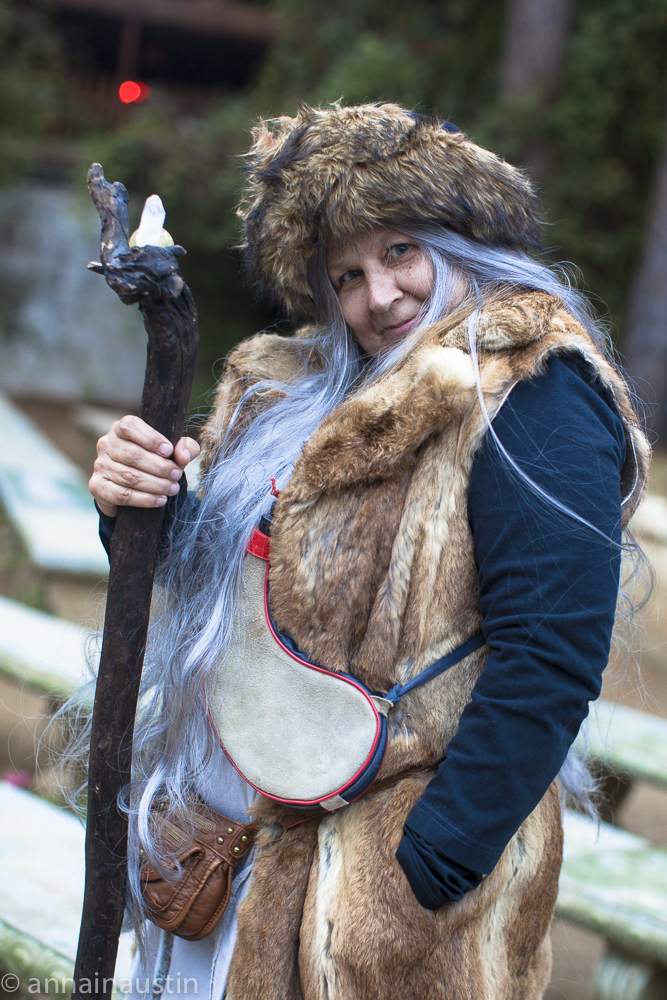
(498, 0, 574, 179)
(500, 0, 574, 103)
(623, 117, 667, 443)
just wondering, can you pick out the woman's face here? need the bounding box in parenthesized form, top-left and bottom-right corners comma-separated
(327, 227, 437, 355)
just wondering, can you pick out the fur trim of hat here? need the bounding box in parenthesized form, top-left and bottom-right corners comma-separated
(238, 102, 543, 319)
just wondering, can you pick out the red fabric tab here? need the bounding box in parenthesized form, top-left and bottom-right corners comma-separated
(247, 527, 271, 561)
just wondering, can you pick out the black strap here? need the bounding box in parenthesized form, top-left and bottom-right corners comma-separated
(384, 632, 485, 705)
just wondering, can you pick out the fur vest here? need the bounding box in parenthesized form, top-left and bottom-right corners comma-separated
(199, 291, 647, 1000)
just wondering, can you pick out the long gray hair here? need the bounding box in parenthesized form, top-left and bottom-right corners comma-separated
(64, 223, 640, 939)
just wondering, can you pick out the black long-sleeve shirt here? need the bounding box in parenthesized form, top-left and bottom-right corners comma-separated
(397, 351, 624, 906)
(98, 352, 625, 909)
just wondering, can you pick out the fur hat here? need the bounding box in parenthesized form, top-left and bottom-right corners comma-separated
(238, 102, 543, 320)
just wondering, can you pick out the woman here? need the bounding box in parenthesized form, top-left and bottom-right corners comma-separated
(90, 104, 648, 999)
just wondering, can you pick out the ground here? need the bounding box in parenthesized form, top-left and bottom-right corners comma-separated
(2, 399, 667, 1000)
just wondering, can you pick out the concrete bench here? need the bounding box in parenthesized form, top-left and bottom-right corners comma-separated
(0, 782, 134, 997)
(1, 781, 665, 1000)
(0, 596, 93, 788)
(632, 492, 667, 545)
(0, 594, 91, 699)
(577, 700, 667, 824)
(585, 700, 667, 793)
(0, 391, 108, 577)
(557, 809, 667, 999)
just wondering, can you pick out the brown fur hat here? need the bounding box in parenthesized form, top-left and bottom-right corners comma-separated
(238, 102, 542, 319)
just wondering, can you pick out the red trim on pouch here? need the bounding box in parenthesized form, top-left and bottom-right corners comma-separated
(204, 547, 385, 807)
(247, 527, 271, 561)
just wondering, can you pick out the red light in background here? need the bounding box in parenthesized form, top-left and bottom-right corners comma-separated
(118, 80, 151, 104)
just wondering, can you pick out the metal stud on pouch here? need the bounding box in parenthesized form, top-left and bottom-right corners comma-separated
(233, 846, 241, 854)
(217, 836, 224, 844)
(227, 827, 234, 834)
(241, 835, 248, 843)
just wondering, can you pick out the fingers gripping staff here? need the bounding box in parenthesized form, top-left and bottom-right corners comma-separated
(74, 165, 198, 998)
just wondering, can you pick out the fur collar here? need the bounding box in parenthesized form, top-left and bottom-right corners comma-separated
(200, 291, 648, 523)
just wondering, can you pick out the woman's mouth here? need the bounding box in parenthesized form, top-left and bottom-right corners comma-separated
(382, 315, 418, 337)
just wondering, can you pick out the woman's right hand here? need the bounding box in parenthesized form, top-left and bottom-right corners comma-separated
(89, 415, 200, 518)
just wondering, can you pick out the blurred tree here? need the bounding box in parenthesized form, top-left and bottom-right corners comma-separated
(497, 0, 574, 177)
(500, 0, 574, 104)
(543, 0, 667, 323)
(623, 115, 667, 438)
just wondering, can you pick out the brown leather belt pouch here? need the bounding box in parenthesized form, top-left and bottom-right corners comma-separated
(140, 801, 258, 941)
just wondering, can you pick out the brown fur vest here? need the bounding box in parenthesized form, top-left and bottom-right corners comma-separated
(199, 291, 647, 1000)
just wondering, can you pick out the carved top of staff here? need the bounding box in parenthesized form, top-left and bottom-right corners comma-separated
(87, 163, 186, 305)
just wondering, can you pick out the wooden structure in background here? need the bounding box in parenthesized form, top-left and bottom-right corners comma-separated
(15, 0, 274, 107)
(36, 0, 275, 47)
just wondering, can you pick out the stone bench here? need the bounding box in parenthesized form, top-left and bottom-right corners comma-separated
(585, 700, 667, 792)
(578, 699, 667, 824)
(560, 701, 667, 995)
(557, 809, 667, 1000)
(0, 390, 108, 578)
(1, 781, 666, 1000)
(0, 781, 134, 997)
(0, 594, 91, 700)
(0, 596, 93, 789)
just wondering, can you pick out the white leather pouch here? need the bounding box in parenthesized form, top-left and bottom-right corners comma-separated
(204, 529, 389, 811)
(204, 528, 484, 812)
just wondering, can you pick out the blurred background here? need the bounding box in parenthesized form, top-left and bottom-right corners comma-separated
(1, 0, 667, 415)
(1, 2, 667, 999)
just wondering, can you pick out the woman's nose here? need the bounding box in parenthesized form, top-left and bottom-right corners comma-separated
(366, 270, 402, 313)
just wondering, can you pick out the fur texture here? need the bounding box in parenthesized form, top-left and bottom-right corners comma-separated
(200, 291, 648, 1000)
(238, 103, 543, 318)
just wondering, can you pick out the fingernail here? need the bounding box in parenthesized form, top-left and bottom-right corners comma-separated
(169, 483, 179, 494)
(158, 443, 172, 457)
(182, 449, 191, 463)
(170, 469, 182, 481)
(156, 496, 167, 506)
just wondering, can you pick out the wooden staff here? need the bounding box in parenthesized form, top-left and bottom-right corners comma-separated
(73, 164, 199, 997)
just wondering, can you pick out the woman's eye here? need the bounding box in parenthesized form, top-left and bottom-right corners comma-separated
(340, 268, 363, 284)
(389, 243, 412, 259)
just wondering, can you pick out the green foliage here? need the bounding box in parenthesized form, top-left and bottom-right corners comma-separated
(0, 2, 62, 133)
(254, 0, 503, 117)
(0, 0, 87, 180)
(542, 0, 667, 320)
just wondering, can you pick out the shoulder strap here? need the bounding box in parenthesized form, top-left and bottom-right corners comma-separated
(384, 632, 485, 705)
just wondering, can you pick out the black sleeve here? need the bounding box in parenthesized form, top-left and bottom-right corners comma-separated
(97, 504, 117, 559)
(396, 353, 626, 906)
(96, 475, 194, 561)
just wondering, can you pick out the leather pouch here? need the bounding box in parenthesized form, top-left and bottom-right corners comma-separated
(140, 800, 257, 941)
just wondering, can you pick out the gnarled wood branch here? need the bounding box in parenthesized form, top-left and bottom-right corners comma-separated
(74, 164, 199, 998)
